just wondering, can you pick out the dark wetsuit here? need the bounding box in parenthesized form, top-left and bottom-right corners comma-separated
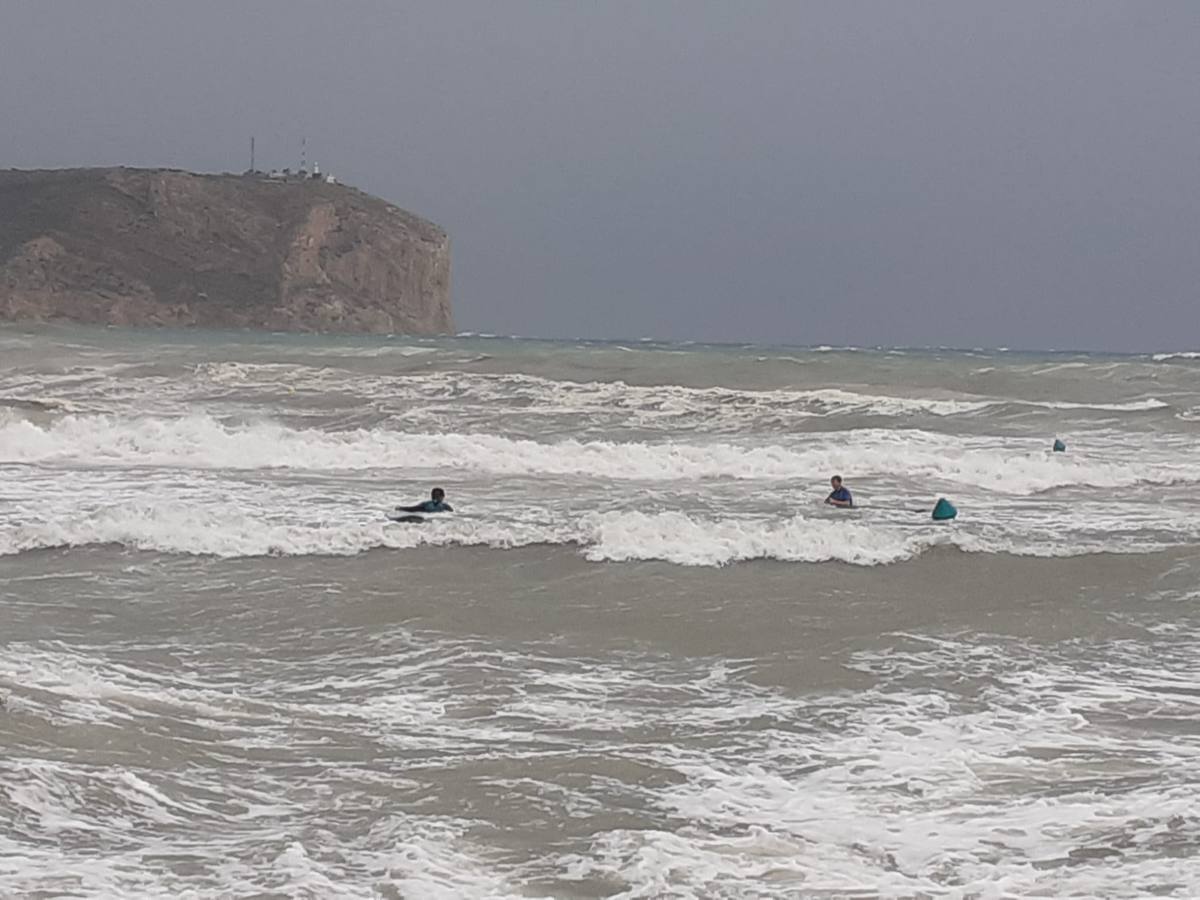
(399, 500, 453, 514)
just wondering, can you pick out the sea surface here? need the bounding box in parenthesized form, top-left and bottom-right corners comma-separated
(2, 325, 1200, 897)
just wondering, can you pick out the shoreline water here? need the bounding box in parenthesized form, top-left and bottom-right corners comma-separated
(3, 541, 1187, 651)
(4, 543, 1198, 896)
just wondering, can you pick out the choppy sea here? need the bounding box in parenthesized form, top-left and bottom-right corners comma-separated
(2, 325, 1199, 897)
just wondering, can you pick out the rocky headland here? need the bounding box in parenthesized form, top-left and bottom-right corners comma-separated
(0, 167, 452, 334)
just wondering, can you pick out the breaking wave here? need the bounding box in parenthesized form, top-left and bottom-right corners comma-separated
(187, 365, 1172, 418)
(2, 412, 1195, 495)
(0, 505, 1157, 566)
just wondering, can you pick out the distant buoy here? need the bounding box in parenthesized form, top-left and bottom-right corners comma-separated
(1053, 438, 1066, 452)
(932, 498, 957, 521)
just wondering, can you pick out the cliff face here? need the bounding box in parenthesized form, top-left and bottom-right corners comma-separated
(0, 168, 452, 334)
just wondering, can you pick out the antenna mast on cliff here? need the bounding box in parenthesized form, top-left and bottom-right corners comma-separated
(250, 136, 255, 173)
(300, 136, 307, 175)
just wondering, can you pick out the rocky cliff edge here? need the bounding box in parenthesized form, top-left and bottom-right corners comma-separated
(0, 167, 452, 334)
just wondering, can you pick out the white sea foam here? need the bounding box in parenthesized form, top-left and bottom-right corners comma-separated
(250, 368, 1168, 417)
(1036, 397, 1169, 411)
(4, 413, 1194, 495)
(0, 503, 564, 559)
(582, 510, 954, 565)
(3, 360, 1175, 437)
(0, 503, 1173, 565)
(196, 365, 999, 416)
(558, 633, 1200, 896)
(3, 590, 1198, 896)
(188, 366, 1172, 423)
(7, 331, 1200, 898)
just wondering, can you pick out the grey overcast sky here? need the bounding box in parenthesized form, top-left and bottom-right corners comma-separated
(2, 1, 1198, 350)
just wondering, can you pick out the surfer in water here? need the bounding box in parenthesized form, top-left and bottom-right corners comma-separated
(825, 475, 853, 508)
(396, 487, 454, 514)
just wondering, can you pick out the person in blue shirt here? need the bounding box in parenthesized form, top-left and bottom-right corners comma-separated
(397, 487, 454, 514)
(825, 475, 853, 508)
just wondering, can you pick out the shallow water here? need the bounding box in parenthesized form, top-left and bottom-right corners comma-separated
(2, 325, 1200, 896)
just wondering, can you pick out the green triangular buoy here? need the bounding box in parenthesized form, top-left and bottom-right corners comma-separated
(932, 498, 957, 521)
(1053, 438, 1066, 452)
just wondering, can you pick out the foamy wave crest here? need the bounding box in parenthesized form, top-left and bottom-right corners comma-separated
(1036, 398, 1169, 411)
(185, 362, 1175, 420)
(0, 505, 571, 559)
(0, 505, 1153, 566)
(189, 365, 999, 418)
(4, 413, 1196, 494)
(582, 511, 957, 565)
(581, 511, 1162, 565)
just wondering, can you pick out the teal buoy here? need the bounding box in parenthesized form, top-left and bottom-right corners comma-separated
(931, 498, 957, 521)
(1053, 438, 1066, 452)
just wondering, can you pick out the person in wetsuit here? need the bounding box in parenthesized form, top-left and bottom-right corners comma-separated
(397, 487, 454, 514)
(825, 475, 853, 508)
